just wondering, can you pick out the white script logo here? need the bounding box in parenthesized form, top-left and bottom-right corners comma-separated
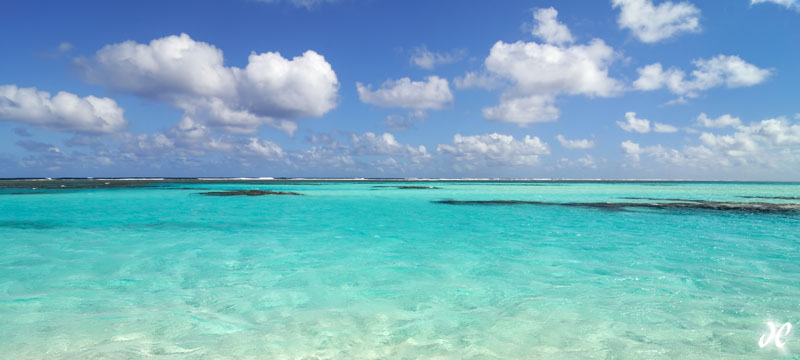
(759, 322, 792, 349)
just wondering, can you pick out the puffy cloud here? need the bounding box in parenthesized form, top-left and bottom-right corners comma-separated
(483, 95, 560, 125)
(485, 39, 621, 98)
(556, 134, 595, 149)
(621, 140, 643, 161)
(76, 33, 339, 135)
(410, 46, 464, 70)
(382, 110, 426, 131)
(437, 133, 550, 169)
(558, 154, 599, 169)
(480, 37, 621, 125)
(751, 0, 798, 9)
(633, 55, 771, 98)
(475, 8, 622, 126)
(617, 112, 678, 133)
(243, 138, 285, 160)
(0, 85, 127, 133)
(350, 132, 429, 158)
(621, 117, 800, 171)
(653, 122, 679, 133)
(617, 112, 652, 133)
(696, 113, 741, 128)
(453, 72, 502, 90)
(741, 117, 800, 146)
(621, 140, 683, 164)
(576, 154, 598, 168)
(356, 76, 453, 110)
(612, 0, 701, 43)
(531, 7, 574, 45)
(291, 131, 430, 172)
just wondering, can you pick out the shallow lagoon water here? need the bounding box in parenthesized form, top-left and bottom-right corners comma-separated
(1, 180, 799, 359)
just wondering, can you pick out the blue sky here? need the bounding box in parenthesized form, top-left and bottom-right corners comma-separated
(1, 0, 799, 179)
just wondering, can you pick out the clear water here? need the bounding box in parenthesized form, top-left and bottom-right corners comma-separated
(1, 180, 799, 359)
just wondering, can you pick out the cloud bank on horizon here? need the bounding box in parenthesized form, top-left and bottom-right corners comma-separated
(0, 0, 798, 180)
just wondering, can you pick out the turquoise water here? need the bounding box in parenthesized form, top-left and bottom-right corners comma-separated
(1, 180, 799, 359)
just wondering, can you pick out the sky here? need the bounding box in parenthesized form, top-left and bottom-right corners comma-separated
(1, 0, 799, 180)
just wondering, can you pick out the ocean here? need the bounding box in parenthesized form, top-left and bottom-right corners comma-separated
(1, 179, 798, 359)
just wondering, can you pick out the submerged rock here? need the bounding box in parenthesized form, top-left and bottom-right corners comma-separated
(434, 199, 800, 213)
(199, 190, 303, 196)
(739, 195, 800, 200)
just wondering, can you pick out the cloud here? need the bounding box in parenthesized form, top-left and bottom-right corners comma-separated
(633, 55, 771, 99)
(437, 133, 550, 169)
(103, 126, 431, 174)
(58, 42, 73, 53)
(410, 46, 465, 70)
(617, 112, 677, 133)
(653, 122, 678, 133)
(453, 72, 503, 90)
(558, 154, 599, 169)
(620, 140, 683, 165)
(740, 117, 800, 146)
(292, 131, 430, 173)
(751, 0, 799, 9)
(356, 76, 453, 110)
(0, 84, 127, 133)
(475, 9, 622, 126)
(617, 112, 652, 133)
(255, 0, 336, 9)
(382, 110, 426, 131)
(350, 132, 429, 159)
(76, 33, 339, 135)
(531, 7, 574, 45)
(242, 138, 285, 160)
(485, 39, 621, 98)
(556, 134, 595, 149)
(483, 95, 560, 125)
(612, 0, 701, 43)
(621, 117, 800, 172)
(696, 113, 741, 128)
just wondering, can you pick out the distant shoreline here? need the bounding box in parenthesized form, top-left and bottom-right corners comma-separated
(1, 177, 799, 184)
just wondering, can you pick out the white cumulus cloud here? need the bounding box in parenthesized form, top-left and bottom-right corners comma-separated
(350, 132, 429, 158)
(453, 72, 503, 90)
(356, 76, 453, 110)
(634, 55, 771, 99)
(532, 7, 574, 45)
(485, 39, 621, 98)
(474, 8, 622, 126)
(653, 122, 679, 133)
(437, 133, 550, 169)
(617, 112, 677, 133)
(696, 113, 741, 128)
(409, 46, 464, 70)
(483, 95, 560, 125)
(617, 112, 651, 133)
(243, 138, 285, 160)
(556, 134, 595, 149)
(76, 33, 339, 135)
(0, 85, 127, 133)
(621, 116, 800, 174)
(612, 0, 701, 43)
